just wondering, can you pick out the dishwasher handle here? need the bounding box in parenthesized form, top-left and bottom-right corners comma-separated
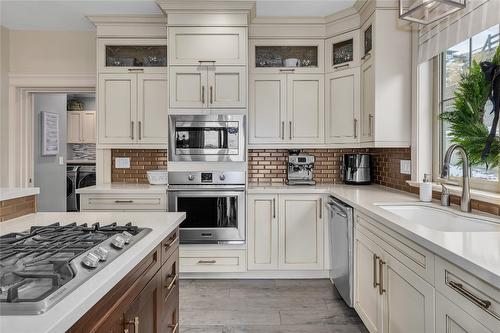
(327, 200, 348, 218)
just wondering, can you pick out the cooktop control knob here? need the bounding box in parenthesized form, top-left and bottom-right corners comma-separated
(121, 231, 133, 244)
(111, 235, 126, 249)
(188, 174, 195, 181)
(94, 246, 109, 261)
(82, 252, 100, 268)
(219, 173, 226, 181)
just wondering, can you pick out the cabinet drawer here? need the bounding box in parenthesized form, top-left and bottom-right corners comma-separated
(79, 193, 167, 211)
(435, 256, 500, 331)
(161, 248, 179, 304)
(180, 250, 246, 273)
(160, 281, 180, 333)
(355, 212, 435, 284)
(161, 228, 179, 264)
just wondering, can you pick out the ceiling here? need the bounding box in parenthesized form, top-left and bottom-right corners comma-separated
(0, 0, 356, 31)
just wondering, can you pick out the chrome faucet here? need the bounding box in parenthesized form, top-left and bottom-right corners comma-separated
(441, 144, 471, 212)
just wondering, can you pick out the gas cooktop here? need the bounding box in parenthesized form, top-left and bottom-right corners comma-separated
(0, 222, 151, 315)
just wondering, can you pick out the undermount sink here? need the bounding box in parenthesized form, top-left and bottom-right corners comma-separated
(376, 204, 500, 232)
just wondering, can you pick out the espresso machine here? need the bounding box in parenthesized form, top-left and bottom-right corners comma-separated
(287, 151, 316, 185)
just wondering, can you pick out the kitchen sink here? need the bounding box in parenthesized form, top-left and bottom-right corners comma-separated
(376, 203, 500, 232)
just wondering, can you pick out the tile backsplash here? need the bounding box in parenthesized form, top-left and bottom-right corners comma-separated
(111, 149, 167, 184)
(69, 143, 96, 160)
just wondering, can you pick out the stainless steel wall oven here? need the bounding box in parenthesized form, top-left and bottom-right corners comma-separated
(168, 171, 245, 244)
(168, 114, 246, 162)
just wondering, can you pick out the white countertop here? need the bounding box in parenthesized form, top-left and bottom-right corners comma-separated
(0, 187, 40, 201)
(250, 183, 500, 288)
(0, 211, 185, 333)
(76, 183, 168, 194)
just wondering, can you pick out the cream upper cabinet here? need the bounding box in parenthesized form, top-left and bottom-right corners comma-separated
(98, 74, 137, 145)
(250, 39, 324, 74)
(436, 293, 492, 333)
(361, 56, 375, 143)
(68, 111, 96, 144)
(326, 30, 360, 73)
(98, 73, 167, 147)
(287, 74, 324, 143)
(81, 111, 97, 143)
(249, 73, 324, 145)
(168, 27, 247, 66)
(278, 194, 324, 270)
(247, 194, 279, 270)
(249, 74, 286, 144)
(169, 66, 246, 109)
(97, 38, 167, 74)
(325, 68, 360, 144)
(137, 73, 168, 144)
(67, 112, 82, 144)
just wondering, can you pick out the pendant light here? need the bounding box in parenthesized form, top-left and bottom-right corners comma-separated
(399, 0, 466, 25)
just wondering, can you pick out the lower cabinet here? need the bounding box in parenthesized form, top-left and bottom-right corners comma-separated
(436, 292, 492, 333)
(247, 194, 324, 271)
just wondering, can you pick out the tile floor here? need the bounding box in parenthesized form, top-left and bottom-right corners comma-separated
(180, 279, 369, 333)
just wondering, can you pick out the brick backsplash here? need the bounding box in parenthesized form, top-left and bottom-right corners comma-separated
(111, 149, 167, 184)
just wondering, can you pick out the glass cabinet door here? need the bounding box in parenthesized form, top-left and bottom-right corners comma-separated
(332, 39, 354, 66)
(364, 25, 373, 57)
(105, 45, 167, 67)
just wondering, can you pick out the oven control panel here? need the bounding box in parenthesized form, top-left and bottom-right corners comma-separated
(168, 171, 245, 185)
(201, 173, 213, 183)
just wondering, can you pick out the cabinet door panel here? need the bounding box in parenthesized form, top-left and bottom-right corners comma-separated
(354, 229, 383, 333)
(361, 58, 374, 142)
(169, 67, 207, 109)
(287, 74, 324, 143)
(326, 69, 360, 144)
(247, 195, 279, 270)
(81, 111, 96, 143)
(67, 111, 81, 143)
(278, 195, 323, 270)
(208, 66, 246, 108)
(98, 74, 136, 144)
(137, 74, 168, 144)
(383, 253, 435, 333)
(436, 292, 492, 333)
(249, 74, 286, 144)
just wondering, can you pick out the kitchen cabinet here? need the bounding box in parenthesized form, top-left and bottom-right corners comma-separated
(360, 56, 374, 142)
(249, 74, 324, 145)
(247, 194, 324, 271)
(436, 292, 492, 333)
(79, 192, 167, 212)
(67, 111, 96, 144)
(325, 68, 360, 144)
(169, 66, 246, 109)
(98, 73, 168, 147)
(168, 26, 247, 66)
(326, 30, 360, 73)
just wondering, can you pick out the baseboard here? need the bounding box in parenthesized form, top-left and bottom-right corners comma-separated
(180, 270, 330, 279)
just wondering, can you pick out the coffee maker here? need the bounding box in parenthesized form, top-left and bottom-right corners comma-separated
(287, 150, 316, 185)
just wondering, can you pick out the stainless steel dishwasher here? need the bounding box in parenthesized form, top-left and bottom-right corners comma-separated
(326, 195, 354, 307)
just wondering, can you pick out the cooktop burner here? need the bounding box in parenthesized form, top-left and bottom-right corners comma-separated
(0, 222, 151, 315)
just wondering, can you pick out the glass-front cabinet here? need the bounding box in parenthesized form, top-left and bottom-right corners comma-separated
(362, 21, 373, 61)
(250, 39, 324, 73)
(98, 38, 167, 73)
(326, 30, 360, 72)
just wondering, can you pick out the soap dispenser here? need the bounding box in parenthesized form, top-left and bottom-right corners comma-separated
(420, 174, 433, 202)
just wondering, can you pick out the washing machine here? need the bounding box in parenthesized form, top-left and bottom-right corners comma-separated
(67, 166, 79, 212)
(76, 165, 96, 211)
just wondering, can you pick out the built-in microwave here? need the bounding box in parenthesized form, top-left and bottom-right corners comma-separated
(168, 114, 246, 162)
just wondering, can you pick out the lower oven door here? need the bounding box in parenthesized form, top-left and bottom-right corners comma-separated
(168, 189, 245, 244)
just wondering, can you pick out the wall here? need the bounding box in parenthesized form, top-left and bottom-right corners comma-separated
(9, 30, 96, 74)
(111, 149, 167, 184)
(0, 26, 10, 187)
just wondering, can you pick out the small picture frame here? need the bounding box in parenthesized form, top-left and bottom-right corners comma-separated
(41, 111, 59, 155)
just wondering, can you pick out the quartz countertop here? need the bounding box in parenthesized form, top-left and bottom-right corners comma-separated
(0, 187, 40, 201)
(76, 183, 167, 194)
(249, 183, 500, 288)
(0, 211, 185, 333)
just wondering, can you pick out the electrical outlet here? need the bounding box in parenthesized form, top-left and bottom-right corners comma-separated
(400, 160, 411, 175)
(115, 157, 130, 169)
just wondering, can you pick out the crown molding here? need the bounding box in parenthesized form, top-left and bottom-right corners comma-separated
(157, 1, 256, 14)
(87, 15, 167, 26)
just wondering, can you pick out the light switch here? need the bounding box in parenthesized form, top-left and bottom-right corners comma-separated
(115, 157, 130, 169)
(400, 160, 411, 175)
(59, 156, 64, 165)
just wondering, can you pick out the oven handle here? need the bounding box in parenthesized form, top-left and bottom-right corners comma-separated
(167, 186, 246, 191)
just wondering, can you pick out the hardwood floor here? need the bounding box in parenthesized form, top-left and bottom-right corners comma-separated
(180, 279, 369, 333)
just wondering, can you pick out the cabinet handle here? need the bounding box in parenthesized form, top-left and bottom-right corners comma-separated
(164, 234, 178, 249)
(165, 273, 178, 291)
(448, 280, 492, 310)
(115, 200, 134, 204)
(128, 68, 144, 72)
(210, 86, 213, 104)
(279, 68, 295, 72)
(168, 322, 179, 333)
(198, 60, 216, 64)
(138, 121, 142, 140)
(379, 259, 386, 295)
(198, 260, 216, 264)
(273, 198, 276, 218)
(353, 119, 358, 138)
(202, 86, 205, 104)
(333, 63, 350, 70)
(281, 122, 285, 140)
(131, 121, 134, 140)
(124, 316, 139, 333)
(319, 198, 322, 219)
(368, 114, 373, 136)
(289, 121, 292, 140)
(372, 254, 380, 288)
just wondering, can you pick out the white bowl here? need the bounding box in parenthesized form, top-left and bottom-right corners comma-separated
(283, 58, 299, 67)
(147, 170, 168, 185)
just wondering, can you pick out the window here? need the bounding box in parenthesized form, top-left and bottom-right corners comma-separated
(438, 24, 500, 192)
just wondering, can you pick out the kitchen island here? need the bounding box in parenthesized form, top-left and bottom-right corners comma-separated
(0, 211, 185, 333)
